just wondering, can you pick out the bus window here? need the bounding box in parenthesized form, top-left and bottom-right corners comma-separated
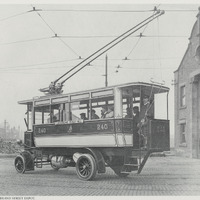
(34, 104, 66, 124)
(122, 87, 133, 118)
(51, 104, 61, 122)
(91, 96, 114, 119)
(122, 86, 141, 118)
(70, 100, 89, 121)
(34, 105, 50, 124)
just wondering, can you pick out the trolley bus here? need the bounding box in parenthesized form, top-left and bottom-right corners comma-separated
(15, 82, 170, 180)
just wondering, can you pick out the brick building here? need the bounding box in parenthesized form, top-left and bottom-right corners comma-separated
(174, 8, 200, 158)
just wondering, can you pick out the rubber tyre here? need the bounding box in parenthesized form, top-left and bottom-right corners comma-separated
(76, 154, 97, 181)
(14, 155, 26, 174)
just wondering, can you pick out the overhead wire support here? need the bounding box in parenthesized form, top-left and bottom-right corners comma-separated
(30, 6, 80, 58)
(40, 10, 165, 95)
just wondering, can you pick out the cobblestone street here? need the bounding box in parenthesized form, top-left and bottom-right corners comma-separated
(0, 154, 200, 196)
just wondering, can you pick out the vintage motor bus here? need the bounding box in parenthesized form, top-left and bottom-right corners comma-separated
(14, 82, 170, 180)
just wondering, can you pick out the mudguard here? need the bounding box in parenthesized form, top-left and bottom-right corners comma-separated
(86, 148, 106, 173)
(20, 151, 34, 171)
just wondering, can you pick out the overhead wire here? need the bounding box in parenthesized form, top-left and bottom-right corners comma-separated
(0, 34, 187, 47)
(0, 6, 194, 22)
(0, 58, 79, 71)
(37, 8, 198, 13)
(0, 36, 51, 46)
(57, 34, 188, 38)
(165, 9, 197, 12)
(0, 65, 74, 71)
(0, 56, 181, 72)
(40, 9, 156, 13)
(0, 11, 29, 22)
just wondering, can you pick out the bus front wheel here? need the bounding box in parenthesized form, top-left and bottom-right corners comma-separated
(14, 155, 26, 174)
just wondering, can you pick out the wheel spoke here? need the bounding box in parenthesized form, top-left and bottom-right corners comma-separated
(80, 168, 85, 172)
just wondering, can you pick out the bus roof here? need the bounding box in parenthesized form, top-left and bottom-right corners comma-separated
(18, 81, 169, 105)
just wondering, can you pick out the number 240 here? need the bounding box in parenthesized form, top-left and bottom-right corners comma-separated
(97, 123, 108, 131)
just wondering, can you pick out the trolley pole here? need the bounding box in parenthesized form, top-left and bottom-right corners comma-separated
(105, 54, 108, 87)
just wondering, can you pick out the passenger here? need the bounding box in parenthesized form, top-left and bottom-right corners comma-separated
(101, 106, 107, 118)
(133, 106, 140, 124)
(105, 106, 114, 118)
(52, 116, 58, 122)
(125, 107, 132, 118)
(80, 113, 87, 120)
(91, 109, 99, 119)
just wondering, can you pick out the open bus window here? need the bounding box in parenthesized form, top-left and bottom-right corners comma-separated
(34, 105, 50, 124)
(70, 100, 89, 122)
(34, 104, 66, 124)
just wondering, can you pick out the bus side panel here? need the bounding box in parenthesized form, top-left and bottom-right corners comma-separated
(149, 120, 170, 151)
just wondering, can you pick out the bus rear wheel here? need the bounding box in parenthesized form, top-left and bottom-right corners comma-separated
(76, 154, 97, 181)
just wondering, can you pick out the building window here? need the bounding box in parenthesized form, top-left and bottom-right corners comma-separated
(180, 123, 186, 145)
(180, 85, 186, 107)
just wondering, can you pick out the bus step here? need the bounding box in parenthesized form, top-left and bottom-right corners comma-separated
(120, 171, 130, 174)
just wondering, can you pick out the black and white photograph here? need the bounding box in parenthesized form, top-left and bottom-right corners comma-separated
(0, 0, 200, 198)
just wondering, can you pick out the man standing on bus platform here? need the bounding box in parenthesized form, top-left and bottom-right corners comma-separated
(139, 95, 154, 122)
(139, 95, 154, 149)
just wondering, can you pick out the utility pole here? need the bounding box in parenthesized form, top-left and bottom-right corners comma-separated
(105, 54, 108, 87)
(4, 120, 7, 141)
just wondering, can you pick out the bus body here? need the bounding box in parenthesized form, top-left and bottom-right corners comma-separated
(15, 82, 170, 180)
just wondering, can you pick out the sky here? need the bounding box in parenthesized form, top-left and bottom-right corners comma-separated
(0, 1, 198, 140)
